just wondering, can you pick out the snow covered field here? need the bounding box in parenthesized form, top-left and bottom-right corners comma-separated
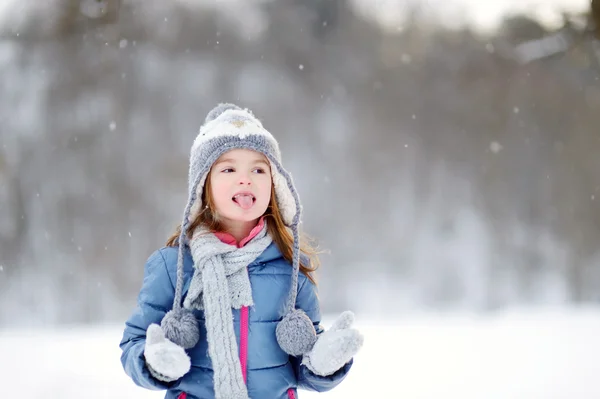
(1, 307, 598, 399)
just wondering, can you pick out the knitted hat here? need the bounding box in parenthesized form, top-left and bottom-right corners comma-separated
(161, 103, 317, 357)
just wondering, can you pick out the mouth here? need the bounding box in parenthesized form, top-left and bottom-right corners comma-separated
(232, 192, 256, 210)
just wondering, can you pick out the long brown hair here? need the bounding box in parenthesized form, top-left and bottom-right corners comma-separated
(166, 171, 320, 284)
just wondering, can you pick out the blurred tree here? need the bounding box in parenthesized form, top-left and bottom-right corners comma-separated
(2, 0, 600, 324)
(592, 0, 600, 38)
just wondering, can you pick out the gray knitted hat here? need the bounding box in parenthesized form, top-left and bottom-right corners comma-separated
(161, 103, 317, 357)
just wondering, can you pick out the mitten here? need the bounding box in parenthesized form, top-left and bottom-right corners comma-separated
(144, 323, 191, 382)
(301, 311, 364, 376)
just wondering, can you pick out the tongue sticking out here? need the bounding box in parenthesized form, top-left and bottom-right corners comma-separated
(234, 195, 254, 210)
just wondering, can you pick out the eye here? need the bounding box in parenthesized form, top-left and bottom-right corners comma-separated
(221, 168, 235, 173)
(253, 168, 266, 174)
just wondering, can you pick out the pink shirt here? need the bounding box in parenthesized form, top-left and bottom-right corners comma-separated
(213, 216, 266, 248)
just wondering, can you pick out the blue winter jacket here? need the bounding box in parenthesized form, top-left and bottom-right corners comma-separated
(120, 243, 352, 399)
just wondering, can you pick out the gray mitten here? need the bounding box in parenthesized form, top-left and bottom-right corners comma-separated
(301, 311, 364, 377)
(144, 323, 191, 382)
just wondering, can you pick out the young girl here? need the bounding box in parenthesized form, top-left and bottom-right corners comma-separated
(120, 103, 363, 399)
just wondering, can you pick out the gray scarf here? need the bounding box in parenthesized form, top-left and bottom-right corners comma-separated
(184, 223, 273, 399)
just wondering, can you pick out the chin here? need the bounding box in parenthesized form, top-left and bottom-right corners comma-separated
(223, 210, 265, 223)
(238, 214, 262, 222)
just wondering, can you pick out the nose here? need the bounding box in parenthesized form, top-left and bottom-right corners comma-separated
(238, 173, 252, 185)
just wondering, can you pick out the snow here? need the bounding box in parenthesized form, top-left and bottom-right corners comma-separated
(0, 307, 598, 398)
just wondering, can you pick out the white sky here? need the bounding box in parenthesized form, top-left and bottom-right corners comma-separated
(0, 0, 588, 38)
(352, 0, 590, 33)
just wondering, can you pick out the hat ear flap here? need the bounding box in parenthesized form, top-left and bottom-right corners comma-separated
(187, 172, 209, 225)
(271, 167, 297, 226)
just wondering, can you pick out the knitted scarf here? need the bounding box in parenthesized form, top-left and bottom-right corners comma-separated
(184, 223, 272, 399)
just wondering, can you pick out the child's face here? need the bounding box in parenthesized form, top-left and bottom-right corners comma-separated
(209, 149, 272, 225)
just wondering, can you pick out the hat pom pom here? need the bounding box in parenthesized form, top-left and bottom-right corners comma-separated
(161, 308, 200, 349)
(276, 309, 317, 356)
(205, 103, 242, 123)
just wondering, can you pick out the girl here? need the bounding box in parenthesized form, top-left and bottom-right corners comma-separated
(120, 103, 363, 399)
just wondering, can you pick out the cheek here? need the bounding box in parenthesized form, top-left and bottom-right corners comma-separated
(209, 181, 229, 204)
(258, 180, 272, 204)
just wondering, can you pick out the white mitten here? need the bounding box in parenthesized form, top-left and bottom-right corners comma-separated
(301, 311, 364, 377)
(144, 323, 191, 382)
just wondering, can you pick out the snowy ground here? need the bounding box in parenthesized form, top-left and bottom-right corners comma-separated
(1, 307, 598, 399)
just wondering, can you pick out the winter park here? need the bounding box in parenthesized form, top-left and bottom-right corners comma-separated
(1, 0, 600, 398)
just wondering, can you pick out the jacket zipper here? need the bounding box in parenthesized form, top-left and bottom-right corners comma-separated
(240, 305, 249, 383)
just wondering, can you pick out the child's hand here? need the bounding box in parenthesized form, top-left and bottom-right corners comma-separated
(301, 311, 364, 377)
(144, 323, 191, 382)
